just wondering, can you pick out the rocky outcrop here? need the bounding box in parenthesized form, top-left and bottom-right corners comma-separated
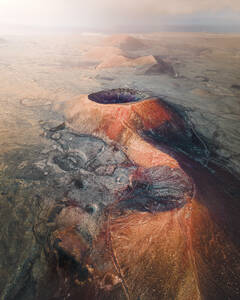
(231, 84, 240, 90)
(144, 56, 177, 76)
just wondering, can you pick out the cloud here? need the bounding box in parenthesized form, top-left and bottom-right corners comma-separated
(0, 0, 239, 27)
(89, 0, 240, 16)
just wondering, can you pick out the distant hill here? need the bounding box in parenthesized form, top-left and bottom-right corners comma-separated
(103, 34, 147, 51)
(84, 46, 125, 61)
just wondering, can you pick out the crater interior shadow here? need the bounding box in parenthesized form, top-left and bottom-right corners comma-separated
(88, 88, 151, 104)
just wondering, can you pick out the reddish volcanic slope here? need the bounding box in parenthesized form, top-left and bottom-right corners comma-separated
(48, 89, 240, 300)
(64, 89, 188, 169)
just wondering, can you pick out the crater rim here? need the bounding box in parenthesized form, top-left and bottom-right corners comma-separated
(88, 88, 152, 105)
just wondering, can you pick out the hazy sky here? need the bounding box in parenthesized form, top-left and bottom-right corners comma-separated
(0, 0, 240, 31)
